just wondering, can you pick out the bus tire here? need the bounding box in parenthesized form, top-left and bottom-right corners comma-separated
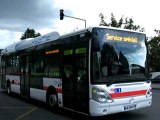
(46, 88, 58, 109)
(48, 94, 58, 108)
(7, 84, 11, 95)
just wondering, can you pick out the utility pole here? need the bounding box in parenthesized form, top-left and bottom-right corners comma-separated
(60, 9, 86, 28)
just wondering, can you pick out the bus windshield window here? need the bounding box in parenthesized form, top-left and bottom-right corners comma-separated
(92, 28, 148, 84)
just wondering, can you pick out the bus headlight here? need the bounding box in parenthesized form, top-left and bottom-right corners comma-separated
(146, 87, 152, 98)
(92, 87, 113, 103)
(98, 95, 107, 102)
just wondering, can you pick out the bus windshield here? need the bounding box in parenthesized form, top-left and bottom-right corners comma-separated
(92, 28, 148, 84)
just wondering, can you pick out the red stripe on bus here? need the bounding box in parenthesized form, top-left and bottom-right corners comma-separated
(56, 88, 62, 93)
(109, 90, 147, 98)
(43, 86, 62, 93)
(43, 86, 48, 91)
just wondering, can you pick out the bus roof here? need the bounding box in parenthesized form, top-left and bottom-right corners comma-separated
(1, 31, 60, 55)
(1, 26, 146, 56)
(60, 26, 145, 38)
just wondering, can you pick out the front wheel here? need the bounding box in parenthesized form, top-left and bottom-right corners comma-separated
(47, 93, 58, 108)
(7, 85, 11, 95)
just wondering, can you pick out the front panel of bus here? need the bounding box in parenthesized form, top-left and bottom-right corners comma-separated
(89, 28, 152, 116)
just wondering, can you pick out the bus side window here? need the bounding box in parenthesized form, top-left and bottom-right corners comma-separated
(30, 54, 44, 89)
(45, 52, 60, 78)
(31, 55, 44, 75)
(6, 57, 13, 74)
(76, 52, 87, 88)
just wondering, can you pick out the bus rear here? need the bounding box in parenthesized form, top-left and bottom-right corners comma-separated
(89, 27, 152, 116)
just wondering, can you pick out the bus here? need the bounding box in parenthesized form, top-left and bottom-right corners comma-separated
(0, 26, 152, 116)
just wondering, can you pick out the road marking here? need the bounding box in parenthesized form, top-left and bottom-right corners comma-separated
(14, 107, 37, 120)
(0, 107, 33, 109)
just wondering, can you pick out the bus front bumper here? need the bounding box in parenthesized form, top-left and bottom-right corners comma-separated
(89, 96, 152, 116)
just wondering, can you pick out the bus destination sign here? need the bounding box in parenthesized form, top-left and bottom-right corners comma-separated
(106, 33, 138, 43)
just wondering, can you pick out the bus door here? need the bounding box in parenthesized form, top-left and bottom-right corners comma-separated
(62, 43, 89, 113)
(20, 55, 30, 97)
(0, 59, 6, 89)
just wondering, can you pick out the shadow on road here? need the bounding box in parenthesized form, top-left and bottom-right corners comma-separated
(0, 91, 148, 120)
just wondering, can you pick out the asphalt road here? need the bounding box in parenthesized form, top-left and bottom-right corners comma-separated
(0, 88, 159, 120)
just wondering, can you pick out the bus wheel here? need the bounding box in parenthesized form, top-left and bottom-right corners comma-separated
(48, 93, 58, 108)
(7, 85, 11, 95)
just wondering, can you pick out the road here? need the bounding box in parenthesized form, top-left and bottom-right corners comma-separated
(0, 88, 159, 120)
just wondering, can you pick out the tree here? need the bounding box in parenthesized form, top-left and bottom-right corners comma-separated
(148, 32, 160, 71)
(21, 28, 41, 40)
(99, 13, 142, 31)
(99, 13, 109, 26)
(124, 17, 140, 31)
(154, 29, 160, 36)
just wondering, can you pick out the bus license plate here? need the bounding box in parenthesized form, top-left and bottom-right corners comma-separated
(124, 104, 136, 111)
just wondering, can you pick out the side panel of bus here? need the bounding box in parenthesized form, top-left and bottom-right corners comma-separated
(1, 33, 91, 115)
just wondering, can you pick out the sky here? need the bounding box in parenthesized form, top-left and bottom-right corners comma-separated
(0, 0, 160, 49)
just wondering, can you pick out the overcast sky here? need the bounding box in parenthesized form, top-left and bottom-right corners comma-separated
(0, 0, 159, 49)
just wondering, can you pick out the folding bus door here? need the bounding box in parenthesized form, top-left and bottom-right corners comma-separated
(62, 43, 89, 114)
(20, 55, 30, 97)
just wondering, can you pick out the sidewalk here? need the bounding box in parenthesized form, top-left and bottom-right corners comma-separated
(151, 83, 160, 89)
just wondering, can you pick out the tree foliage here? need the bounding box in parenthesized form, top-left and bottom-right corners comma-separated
(21, 28, 41, 40)
(99, 13, 142, 31)
(154, 29, 160, 36)
(148, 35, 160, 71)
(123, 17, 140, 30)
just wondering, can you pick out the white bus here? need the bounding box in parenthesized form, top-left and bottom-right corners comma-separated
(0, 26, 152, 116)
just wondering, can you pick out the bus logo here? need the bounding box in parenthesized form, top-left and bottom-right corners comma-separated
(111, 88, 121, 93)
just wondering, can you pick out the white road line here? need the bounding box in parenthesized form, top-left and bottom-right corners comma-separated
(15, 107, 37, 120)
(0, 107, 33, 109)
